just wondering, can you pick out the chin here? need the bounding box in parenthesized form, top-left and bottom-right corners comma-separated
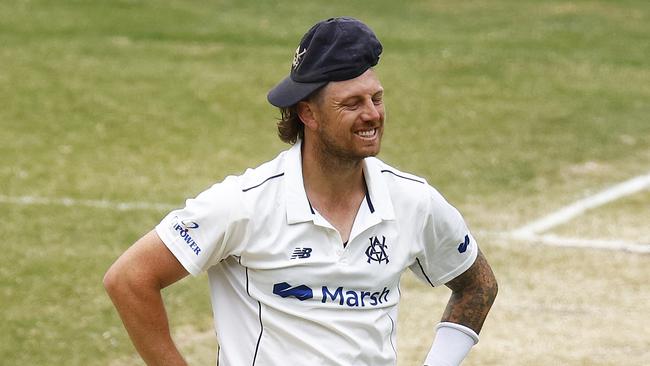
(358, 144, 381, 158)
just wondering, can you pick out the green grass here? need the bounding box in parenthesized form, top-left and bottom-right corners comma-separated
(1, 1, 649, 365)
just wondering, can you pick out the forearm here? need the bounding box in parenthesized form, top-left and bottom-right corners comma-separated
(106, 281, 187, 366)
(103, 231, 190, 366)
(424, 250, 497, 366)
(442, 250, 497, 333)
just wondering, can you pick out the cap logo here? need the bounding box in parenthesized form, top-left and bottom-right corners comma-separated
(292, 46, 307, 70)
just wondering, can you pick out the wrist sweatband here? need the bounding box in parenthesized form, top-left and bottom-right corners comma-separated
(423, 322, 479, 366)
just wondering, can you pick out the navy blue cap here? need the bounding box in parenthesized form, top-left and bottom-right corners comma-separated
(267, 17, 383, 108)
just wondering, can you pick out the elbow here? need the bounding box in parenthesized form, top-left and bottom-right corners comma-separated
(486, 273, 498, 306)
(103, 266, 117, 297)
(103, 263, 124, 300)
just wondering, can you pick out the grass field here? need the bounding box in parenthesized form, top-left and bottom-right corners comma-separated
(1, 0, 649, 365)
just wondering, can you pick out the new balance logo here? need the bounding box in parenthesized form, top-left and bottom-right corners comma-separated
(290, 247, 312, 259)
(272, 282, 313, 301)
(458, 234, 470, 253)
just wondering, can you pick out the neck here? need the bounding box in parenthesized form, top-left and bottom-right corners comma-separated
(301, 140, 365, 204)
(299, 139, 368, 243)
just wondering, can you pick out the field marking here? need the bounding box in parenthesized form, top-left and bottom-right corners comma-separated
(486, 231, 650, 254)
(0, 194, 177, 211)
(2, 194, 648, 253)
(512, 171, 650, 237)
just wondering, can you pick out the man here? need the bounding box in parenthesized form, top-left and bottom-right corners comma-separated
(104, 17, 497, 366)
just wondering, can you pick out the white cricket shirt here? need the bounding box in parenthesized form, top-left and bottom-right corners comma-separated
(155, 140, 478, 365)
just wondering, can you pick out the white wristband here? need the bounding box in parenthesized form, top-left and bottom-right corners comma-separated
(423, 322, 479, 366)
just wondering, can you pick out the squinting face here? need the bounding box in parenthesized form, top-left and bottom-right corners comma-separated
(309, 68, 385, 162)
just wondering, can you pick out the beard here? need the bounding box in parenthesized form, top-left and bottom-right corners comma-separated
(313, 124, 382, 168)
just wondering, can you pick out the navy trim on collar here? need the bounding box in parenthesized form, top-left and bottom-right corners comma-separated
(363, 175, 375, 213)
(286, 141, 397, 223)
(307, 198, 315, 214)
(242, 173, 285, 192)
(380, 169, 425, 184)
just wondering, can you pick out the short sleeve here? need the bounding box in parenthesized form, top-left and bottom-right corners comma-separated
(409, 186, 478, 287)
(155, 175, 247, 276)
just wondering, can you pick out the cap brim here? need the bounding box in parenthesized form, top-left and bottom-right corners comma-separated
(267, 76, 328, 108)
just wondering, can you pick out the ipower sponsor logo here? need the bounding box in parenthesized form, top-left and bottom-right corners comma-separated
(172, 217, 201, 255)
(181, 220, 199, 229)
(272, 282, 390, 307)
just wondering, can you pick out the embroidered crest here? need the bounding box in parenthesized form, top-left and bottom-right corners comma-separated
(292, 46, 307, 69)
(365, 236, 389, 264)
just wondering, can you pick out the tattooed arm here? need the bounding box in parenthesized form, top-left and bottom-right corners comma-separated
(442, 248, 498, 333)
(423, 249, 497, 366)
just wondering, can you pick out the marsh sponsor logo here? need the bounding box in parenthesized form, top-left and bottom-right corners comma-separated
(273, 282, 313, 301)
(171, 217, 201, 255)
(272, 282, 390, 307)
(321, 286, 390, 307)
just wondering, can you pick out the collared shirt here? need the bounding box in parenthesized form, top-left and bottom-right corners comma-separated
(156, 140, 478, 366)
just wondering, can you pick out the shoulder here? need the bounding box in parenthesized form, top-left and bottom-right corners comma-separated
(366, 157, 455, 215)
(367, 157, 430, 196)
(238, 151, 288, 193)
(192, 149, 288, 208)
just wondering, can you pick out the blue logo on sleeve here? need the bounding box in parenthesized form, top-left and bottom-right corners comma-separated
(181, 220, 199, 229)
(458, 234, 470, 253)
(171, 217, 202, 256)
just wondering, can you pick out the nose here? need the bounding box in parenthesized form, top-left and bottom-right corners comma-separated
(360, 99, 382, 122)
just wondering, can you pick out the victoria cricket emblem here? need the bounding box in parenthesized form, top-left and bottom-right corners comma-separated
(365, 236, 389, 264)
(292, 46, 307, 69)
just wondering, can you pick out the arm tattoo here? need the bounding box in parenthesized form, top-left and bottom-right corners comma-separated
(442, 249, 498, 334)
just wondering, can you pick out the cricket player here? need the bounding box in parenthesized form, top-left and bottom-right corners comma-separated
(104, 17, 498, 366)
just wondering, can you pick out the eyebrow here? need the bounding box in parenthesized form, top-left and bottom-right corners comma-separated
(338, 89, 384, 104)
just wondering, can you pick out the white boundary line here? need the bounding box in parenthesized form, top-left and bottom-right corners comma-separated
(2, 193, 648, 253)
(0, 194, 177, 211)
(512, 171, 650, 237)
(506, 171, 650, 253)
(497, 232, 650, 254)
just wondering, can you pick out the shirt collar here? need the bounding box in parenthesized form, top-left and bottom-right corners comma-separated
(284, 141, 314, 224)
(284, 140, 396, 224)
(362, 157, 396, 221)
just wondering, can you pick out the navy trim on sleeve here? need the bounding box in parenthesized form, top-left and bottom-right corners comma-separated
(242, 173, 285, 192)
(416, 257, 435, 287)
(381, 169, 425, 184)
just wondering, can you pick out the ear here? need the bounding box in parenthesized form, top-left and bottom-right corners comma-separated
(297, 100, 319, 131)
